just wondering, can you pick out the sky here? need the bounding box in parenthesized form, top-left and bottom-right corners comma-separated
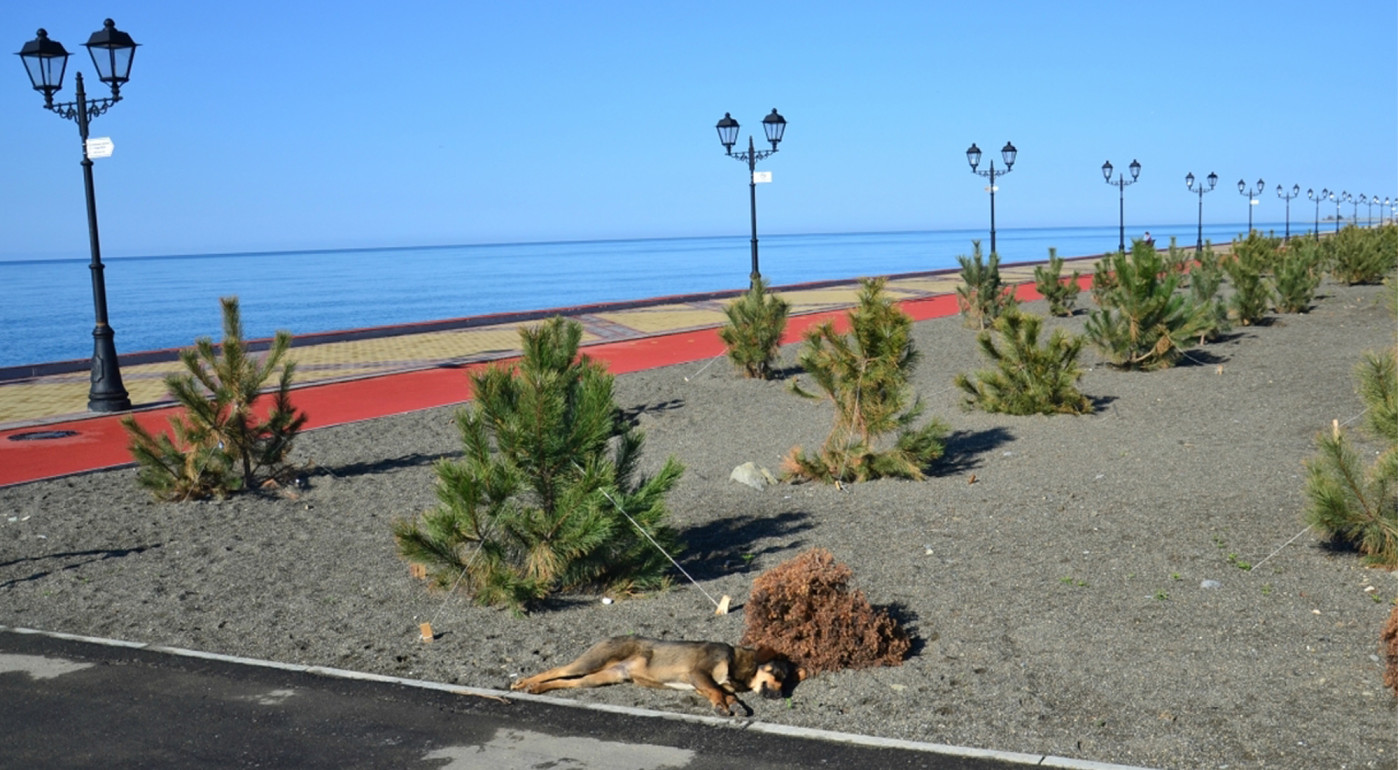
(3, 1, 1396, 261)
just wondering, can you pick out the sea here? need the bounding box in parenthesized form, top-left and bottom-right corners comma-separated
(0, 221, 1310, 368)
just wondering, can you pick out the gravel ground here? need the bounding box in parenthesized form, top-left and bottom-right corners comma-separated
(2, 279, 1396, 769)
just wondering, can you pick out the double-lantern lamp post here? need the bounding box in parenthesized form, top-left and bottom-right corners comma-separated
(1333, 191, 1346, 233)
(967, 142, 1017, 255)
(1276, 184, 1300, 241)
(1102, 159, 1141, 253)
(1367, 195, 1379, 227)
(1307, 188, 1329, 241)
(1347, 193, 1363, 226)
(716, 109, 786, 285)
(1237, 179, 1264, 234)
(17, 20, 138, 412)
(1185, 171, 1217, 253)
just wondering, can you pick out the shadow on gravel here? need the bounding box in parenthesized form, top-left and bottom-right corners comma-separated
(883, 601, 931, 660)
(933, 427, 1015, 477)
(0, 545, 161, 589)
(316, 451, 457, 480)
(620, 399, 685, 425)
(676, 511, 814, 581)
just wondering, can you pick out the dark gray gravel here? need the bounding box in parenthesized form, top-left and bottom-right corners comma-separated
(2, 280, 1395, 770)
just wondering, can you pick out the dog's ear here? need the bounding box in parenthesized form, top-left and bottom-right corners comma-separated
(754, 646, 782, 663)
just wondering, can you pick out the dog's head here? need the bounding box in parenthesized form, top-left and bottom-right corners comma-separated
(747, 647, 806, 700)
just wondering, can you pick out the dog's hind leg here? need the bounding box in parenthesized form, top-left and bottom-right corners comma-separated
(515, 665, 631, 694)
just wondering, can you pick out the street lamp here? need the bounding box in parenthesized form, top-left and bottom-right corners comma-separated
(1276, 184, 1300, 241)
(966, 142, 1017, 255)
(17, 20, 138, 412)
(1367, 195, 1379, 227)
(1237, 178, 1264, 234)
(715, 109, 786, 285)
(1101, 158, 1141, 253)
(1307, 188, 1329, 241)
(1333, 191, 1346, 233)
(1186, 171, 1218, 253)
(1348, 192, 1363, 226)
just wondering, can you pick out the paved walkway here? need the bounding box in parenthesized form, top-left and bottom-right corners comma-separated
(0, 264, 1067, 487)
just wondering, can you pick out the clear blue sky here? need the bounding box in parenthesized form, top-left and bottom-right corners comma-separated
(4, 1, 1396, 260)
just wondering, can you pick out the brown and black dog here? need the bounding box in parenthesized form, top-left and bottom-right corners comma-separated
(510, 635, 801, 716)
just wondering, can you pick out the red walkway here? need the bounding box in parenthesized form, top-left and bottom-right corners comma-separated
(0, 293, 979, 487)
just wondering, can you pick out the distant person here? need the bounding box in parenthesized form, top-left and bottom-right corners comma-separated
(1143, 231, 1155, 247)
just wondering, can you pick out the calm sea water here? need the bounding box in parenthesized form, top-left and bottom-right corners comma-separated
(0, 221, 1305, 367)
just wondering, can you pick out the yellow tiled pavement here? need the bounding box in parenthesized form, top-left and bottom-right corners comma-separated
(0, 267, 1059, 429)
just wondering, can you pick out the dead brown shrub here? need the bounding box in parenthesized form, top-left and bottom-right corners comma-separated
(740, 548, 911, 675)
(1383, 606, 1397, 695)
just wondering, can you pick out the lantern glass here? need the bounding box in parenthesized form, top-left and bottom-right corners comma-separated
(17, 28, 70, 99)
(715, 113, 739, 153)
(761, 108, 786, 149)
(83, 18, 137, 87)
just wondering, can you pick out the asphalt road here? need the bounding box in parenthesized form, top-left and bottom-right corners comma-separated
(0, 628, 1142, 770)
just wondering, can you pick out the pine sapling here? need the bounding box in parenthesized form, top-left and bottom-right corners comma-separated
(1032, 248, 1081, 317)
(954, 309, 1091, 415)
(1326, 223, 1396, 285)
(1084, 241, 1210, 370)
(1272, 236, 1323, 314)
(122, 296, 306, 500)
(1187, 239, 1231, 343)
(392, 316, 684, 614)
(1303, 349, 1397, 569)
(955, 241, 1019, 329)
(718, 278, 790, 379)
(784, 278, 947, 483)
(1223, 231, 1279, 326)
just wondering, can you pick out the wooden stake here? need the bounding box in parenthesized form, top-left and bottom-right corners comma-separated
(715, 595, 731, 615)
(419, 622, 434, 642)
(409, 563, 427, 579)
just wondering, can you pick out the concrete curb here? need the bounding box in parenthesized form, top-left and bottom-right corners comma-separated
(1, 625, 1160, 770)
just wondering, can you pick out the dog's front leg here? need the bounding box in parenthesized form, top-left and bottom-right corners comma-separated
(692, 674, 751, 717)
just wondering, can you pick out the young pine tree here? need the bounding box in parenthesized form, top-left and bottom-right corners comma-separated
(1186, 239, 1231, 343)
(954, 310, 1092, 416)
(1084, 240, 1210, 370)
(1032, 248, 1081, 317)
(955, 241, 1019, 329)
(1223, 231, 1280, 326)
(392, 317, 684, 614)
(122, 296, 306, 500)
(1326, 224, 1397, 285)
(784, 278, 947, 483)
(1303, 349, 1397, 569)
(718, 278, 790, 379)
(1272, 236, 1324, 314)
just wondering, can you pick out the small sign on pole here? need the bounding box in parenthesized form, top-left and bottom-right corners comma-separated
(753, 171, 772, 184)
(85, 137, 114, 159)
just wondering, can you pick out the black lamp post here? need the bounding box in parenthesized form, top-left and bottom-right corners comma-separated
(1348, 192, 1363, 226)
(715, 109, 786, 285)
(1367, 195, 1379, 227)
(17, 20, 137, 412)
(1333, 191, 1345, 233)
(1276, 184, 1299, 241)
(1186, 171, 1218, 253)
(1307, 188, 1329, 241)
(1101, 158, 1140, 253)
(967, 142, 1017, 255)
(1237, 178, 1264, 234)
